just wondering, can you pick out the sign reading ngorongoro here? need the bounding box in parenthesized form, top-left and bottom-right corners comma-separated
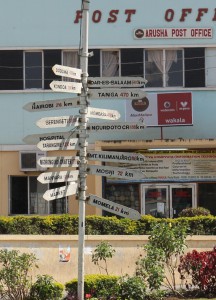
(37, 156, 80, 168)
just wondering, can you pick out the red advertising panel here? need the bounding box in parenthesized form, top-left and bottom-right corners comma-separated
(157, 92, 192, 126)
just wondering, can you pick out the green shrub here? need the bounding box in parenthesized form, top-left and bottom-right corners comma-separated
(30, 274, 64, 300)
(65, 274, 119, 298)
(179, 207, 211, 217)
(0, 249, 38, 300)
(117, 275, 146, 300)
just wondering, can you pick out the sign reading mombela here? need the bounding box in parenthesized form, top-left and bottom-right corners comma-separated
(87, 165, 145, 180)
(37, 138, 80, 151)
(37, 170, 79, 184)
(87, 151, 145, 164)
(38, 156, 80, 168)
(88, 194, 141, 220)
(23, 97, 80, 112)
(43, 182, 77, 201)
(89, 88, 146, 99)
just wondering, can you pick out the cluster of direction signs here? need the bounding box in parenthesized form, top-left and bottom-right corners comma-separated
(23, 64, 148, 220)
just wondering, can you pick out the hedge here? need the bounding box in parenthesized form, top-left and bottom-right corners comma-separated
(0, 215, 215, 235)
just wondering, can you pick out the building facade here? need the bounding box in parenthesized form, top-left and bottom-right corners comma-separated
(0, 0, 216, 217)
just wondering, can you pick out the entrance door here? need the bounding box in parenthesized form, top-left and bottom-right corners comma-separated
(141, 185, 169, 218)
(141, 183, 196, 218)
(170, 184, 196, 218)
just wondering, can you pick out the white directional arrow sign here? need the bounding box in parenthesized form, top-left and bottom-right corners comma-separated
(52, 64, 82, 80)
(87, 107, 120, 120)
(87, 151, 145, 164)
(38, 156, 80, 168)
(50, 81, 82, 94)
(37, 170, 79, 184)
(43, 182, 77, 201)
(23, 97, 80, 112)
(87, 165, 145, 180)
(87, 122, 145, 132)
(88, 88, 146, 99)
(36, 115, 80, 129)
(37, 138, 80, 151)
(88, 194, 141, 220)
(23, 130, 78, 145)
(88, 77, 147, 88)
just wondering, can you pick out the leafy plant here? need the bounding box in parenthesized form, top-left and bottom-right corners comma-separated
(91, 241, 116, 275)
(0, 249, 38, 300)
(178, 247, 216, 295)
(30, 274, 64, 300)
(179, 207, 211, 217)
(117, 275, 146, 300)
(136, 222, 188, 295)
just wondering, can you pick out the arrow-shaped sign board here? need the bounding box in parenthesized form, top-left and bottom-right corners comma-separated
(88, 77, 147, 88)
(88, 88, 146, 100)
(36, 115, 80, 129)
(87, 165, 145, 180)
(50, 81, 82, 94)
(37, 138, 80, 151)
(52, 64, 82, 80)
(23, 97, 80, 112)
(43, 182, 77, 201)
(23, 130, 78, 145)
(88, 194, 141, 220)
(87, 122, 145, 132)
(87, 151, 145, 164)
(37, 170, 79, 184)
(38, 156, 80, 168)
(87, 107, 120, 120)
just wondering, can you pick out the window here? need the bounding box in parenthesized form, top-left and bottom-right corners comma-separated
(0, 51, 23, 90)
(101, 50, 119, 76)
(144, 49, 183, 88)
(88, 49, 100, 77)
(121, 48, 144, 76)
(184, 48, 205, 87)
(24, 51, 43, 89)
(44, 50, 61, 89)
(205, 48, 216, 87)
(62, 50, 79, 81)
(10, 176, 68, 215)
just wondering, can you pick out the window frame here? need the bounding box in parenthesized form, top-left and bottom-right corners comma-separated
(100, 49, 121, 77)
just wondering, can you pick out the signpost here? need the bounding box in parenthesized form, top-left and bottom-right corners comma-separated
(37, 170, 79, 184)
(87, 122, 145, 132)
(23, 97, 80, 112)
(87, 165, 145, 180)
(50, 81, 82, 94)
(23, 130, 78, 145)
(52, 64, 82, 80)
(37, 156, 80, 168)
(43, 182, 77, 201)
(88, 194, 141, 220)
(87, 107, 120, 120)
(37, 138, 80, 151)
(36, 115, 80, 129)
(88, 76, 147, 88)
(87, 150, 145, 164)
(88, 88, 147, 99)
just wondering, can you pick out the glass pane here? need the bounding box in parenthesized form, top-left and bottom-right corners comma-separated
(49, 183, 68, 214)
(102, 51, 119, 76)
(145, 50, 163, 87)
(171, 187, 193, 218)
(198, 183, 216, 215)
(167, 50, 183, 87)
(44, 50, 61, 89)
(10, 176, 28, 214)
(62, 51, 79, 81)
(29, 177, 48, 214)
(144, 187, 168, 217)
(25, 52, 42, 88)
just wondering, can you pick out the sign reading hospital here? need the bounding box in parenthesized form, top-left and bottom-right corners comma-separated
(126, 92, 192, 126)
(134, 28, 213, 39)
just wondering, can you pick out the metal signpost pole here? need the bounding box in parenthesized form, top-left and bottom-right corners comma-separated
(78, 0, 89, 299)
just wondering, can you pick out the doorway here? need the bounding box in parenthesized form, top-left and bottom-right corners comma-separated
(141, 183, 196, 218)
